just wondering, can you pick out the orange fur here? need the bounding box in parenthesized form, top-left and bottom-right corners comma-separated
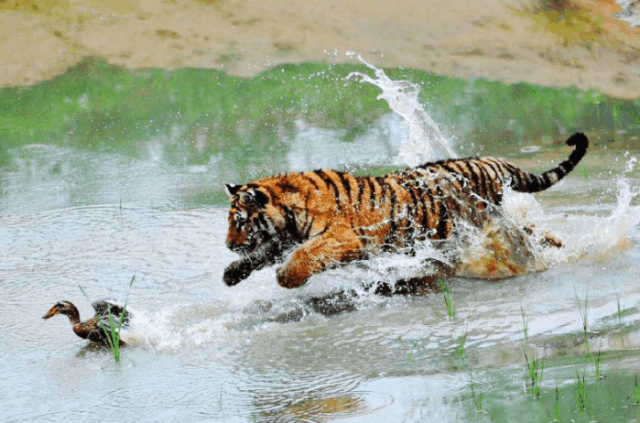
(223, 133, 588, 289)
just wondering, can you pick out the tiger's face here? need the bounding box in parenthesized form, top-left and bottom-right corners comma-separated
(225, 183, 281, 256)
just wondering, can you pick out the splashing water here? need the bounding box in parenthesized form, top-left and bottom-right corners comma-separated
(119, 73, 640, 352)
(347, 56, 456, 166)
(115, 175, 640, 353)
(18, 66, 640, 357)
(345, 58, 640, 284)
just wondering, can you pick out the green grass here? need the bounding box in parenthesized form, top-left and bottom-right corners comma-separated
(455, 323, 484, 413)
(520, 305, 544, 398)
(2, 57, 640, 176)
(79, 275, 135, 362)
(456, 324, 468, 362)
(458, 358, 640, 423)
(446, 292, 640, 422)
(594, 350, 602, 380)
(574, 286, 590, 355)
(452, 297, 640, 423)
(443, 296, 640, 422)
(552, 385, 560, 421)
(469, 377, 484, 413)
(2, 57, 640, 209)
(574, 365, 588, 411)
(439, 278, 456, 321)
(614, 288, 623, 328)
(526, 351, 545, 398)
(407, 340, 419, 365)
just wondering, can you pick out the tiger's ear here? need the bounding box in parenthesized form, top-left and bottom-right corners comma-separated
(225, 183, 242, 197)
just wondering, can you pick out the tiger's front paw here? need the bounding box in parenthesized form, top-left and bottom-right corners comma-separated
(276, 265, 309, 289)
(223, 260, 253, 286)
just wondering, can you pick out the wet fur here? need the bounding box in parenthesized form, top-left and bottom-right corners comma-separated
(223, 133, 588, 289)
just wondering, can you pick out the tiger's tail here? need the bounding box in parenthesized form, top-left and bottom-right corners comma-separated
(510, 132, 589, 193)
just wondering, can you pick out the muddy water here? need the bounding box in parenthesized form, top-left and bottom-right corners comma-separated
(2, 68, 640, 423)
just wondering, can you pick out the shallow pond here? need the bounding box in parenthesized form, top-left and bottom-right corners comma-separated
(2, 62, 640, 423)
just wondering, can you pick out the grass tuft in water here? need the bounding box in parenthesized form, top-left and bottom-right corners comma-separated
(594, 350, 602, 380)
(525, 350, 545, 398)
(553, 385, 560, 421)
(574, 286, 590, 356)
(453, 321, 484, 413)
(614, 289, 623, 328)
(520, 304, 544, 398)
(469, 379, 484, 413)
(455, 323, 469, 362)
(439, 278, 455, 321)
(79, 275, 135, 362)
(407, 340, 419, 365)
(574, 365, 588, 411)
(634, 375, 640, 405)
(580, 165, 590, 182)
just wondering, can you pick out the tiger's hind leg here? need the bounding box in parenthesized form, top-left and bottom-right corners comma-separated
(304, 289, 359, 316)
(276, 226, 364, 289)
(368, 276, 441, 296)
(366, 259, 456, 296)
(522, 226, 564, 249)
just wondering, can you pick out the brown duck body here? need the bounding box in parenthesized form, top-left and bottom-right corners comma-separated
(43, 300, 131, 347)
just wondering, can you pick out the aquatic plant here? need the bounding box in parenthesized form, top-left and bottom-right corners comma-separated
(439, 278, 455, 321)
(407, 340, 419, 365)
(594, 350, 602, 380)
(476, 356, 640, 421)
(574, 365, 588, 411)
(456, 323, 469, 362)
(520, 304, 544, 397)
(526, 351, 545, 398)
(79, 275, 135, 362)
(574, 286, 590, 356)
(614, 289, 623, 328)
(553, 385, 560, 421)
(451, 321, 484, 414)
(580, 165, 590, 182)
(469, 378, 484, 413)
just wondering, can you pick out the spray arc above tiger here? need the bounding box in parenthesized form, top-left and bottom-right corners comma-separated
(223, 132, 589, 289)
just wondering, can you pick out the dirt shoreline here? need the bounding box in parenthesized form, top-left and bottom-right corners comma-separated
(2, 0, 640, 98)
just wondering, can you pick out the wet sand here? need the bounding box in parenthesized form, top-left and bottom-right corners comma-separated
(1, 0, 640, 97)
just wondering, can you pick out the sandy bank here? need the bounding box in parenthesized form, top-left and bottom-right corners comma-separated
(1, 0, 640, 98)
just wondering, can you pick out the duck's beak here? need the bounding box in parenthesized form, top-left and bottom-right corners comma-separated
(42, 307, 57, 320)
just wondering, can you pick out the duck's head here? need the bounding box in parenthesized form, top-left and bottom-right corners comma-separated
(43, 301, 78, 320)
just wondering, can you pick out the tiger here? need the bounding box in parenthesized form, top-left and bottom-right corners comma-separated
(223, 132, 589, 290)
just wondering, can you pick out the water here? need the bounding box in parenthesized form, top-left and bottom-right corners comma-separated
(347, 56, 456, 166)
(2, 64, 640, 423)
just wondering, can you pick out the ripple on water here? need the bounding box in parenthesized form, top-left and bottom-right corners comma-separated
(4, 166, 640, 422)
(214, 368, 396, 422)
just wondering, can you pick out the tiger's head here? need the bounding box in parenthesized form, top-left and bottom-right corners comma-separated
(224, 183, 284, 256)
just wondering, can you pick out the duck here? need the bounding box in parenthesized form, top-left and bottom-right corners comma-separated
(43, 300, 132, 347)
